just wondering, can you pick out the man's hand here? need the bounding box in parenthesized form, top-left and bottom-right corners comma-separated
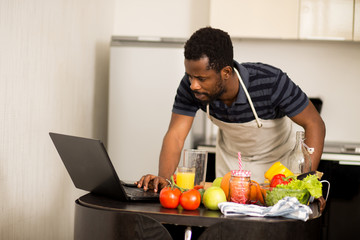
(317, 196, 326, 213)
(136, 174, 169, 193)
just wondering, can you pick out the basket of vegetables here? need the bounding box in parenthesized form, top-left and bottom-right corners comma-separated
(261, 173, 323, 206)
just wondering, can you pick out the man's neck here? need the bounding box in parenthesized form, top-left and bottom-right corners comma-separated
(221, 71, 239, 107)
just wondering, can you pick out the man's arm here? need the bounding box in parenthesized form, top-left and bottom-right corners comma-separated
(137, 113, 194, 192)
(158, 113, 195, 179)
(290, 101, 326, 170)
(290, 100, 327, 213)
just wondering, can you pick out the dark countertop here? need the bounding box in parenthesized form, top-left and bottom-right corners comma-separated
(75, 193, 324, 240)
(78, 193, 322, 227)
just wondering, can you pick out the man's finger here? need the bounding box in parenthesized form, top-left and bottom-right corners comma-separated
(142, 174, 155, 191)
(153, 178, 160, 193)
(136, 176, 145, 188)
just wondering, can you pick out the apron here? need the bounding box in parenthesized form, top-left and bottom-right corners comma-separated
(207, 68, 295, 182)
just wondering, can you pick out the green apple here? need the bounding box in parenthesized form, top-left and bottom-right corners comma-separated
(212, 177, 223, 187)
(202, 186, 227, 210)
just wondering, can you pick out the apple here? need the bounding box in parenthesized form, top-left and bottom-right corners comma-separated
(212, 177, 223, 187)
(202, 186, 227, 210)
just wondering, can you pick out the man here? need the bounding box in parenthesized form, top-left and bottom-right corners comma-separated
(137, 27, 326, 196)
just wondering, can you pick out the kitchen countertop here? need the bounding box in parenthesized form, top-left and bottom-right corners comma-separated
(197, 141, 360, 163)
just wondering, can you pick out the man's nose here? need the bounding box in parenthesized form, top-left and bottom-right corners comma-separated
(190, 78, 201, 91)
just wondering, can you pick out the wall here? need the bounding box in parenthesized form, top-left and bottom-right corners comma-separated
(232, 39, 360, 142)
(0, 0, 114, 239)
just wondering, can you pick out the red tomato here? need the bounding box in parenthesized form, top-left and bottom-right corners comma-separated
(179, 189, 201, 210)
(159, 187, 181, 209)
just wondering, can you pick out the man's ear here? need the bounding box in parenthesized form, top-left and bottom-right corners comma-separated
(221, 66, 233, 80)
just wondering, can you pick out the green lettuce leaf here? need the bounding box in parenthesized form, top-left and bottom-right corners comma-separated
(266, 188, 310, 206)
(301, 174, 323, 198)
(265, 174, 322, 206)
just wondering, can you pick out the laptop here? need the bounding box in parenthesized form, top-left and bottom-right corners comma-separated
(49, 132, 159, 201)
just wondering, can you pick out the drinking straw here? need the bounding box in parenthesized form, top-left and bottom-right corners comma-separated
(238, 152, 242, 170)
(237, 151, 247, 204)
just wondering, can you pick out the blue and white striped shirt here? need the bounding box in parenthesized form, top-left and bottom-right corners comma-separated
(172, 61, 309, 123)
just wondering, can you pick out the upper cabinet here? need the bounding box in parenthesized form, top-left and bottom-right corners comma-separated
(299, 0, 354, 41)
(210, 0, 359, 41)
(210, 0, 300, 39)
(355, 0, 360, 41)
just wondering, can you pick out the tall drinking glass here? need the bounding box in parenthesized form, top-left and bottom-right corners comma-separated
(177, 149, 208, 189)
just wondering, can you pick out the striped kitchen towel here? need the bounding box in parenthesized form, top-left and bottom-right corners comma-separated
(218, 197, 312, 221)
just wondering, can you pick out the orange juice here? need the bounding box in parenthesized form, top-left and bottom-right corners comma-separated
(176, 169, 195, 189)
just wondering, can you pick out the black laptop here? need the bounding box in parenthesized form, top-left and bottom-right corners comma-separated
(49, 132, 159, 201)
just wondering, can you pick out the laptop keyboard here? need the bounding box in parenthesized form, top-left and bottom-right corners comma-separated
(124, 185, 159, 198)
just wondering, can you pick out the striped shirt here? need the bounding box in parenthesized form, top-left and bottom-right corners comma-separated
(172, 61, 309, 123)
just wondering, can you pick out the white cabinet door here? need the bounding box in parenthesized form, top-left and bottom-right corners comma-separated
(299, 0, 354, 40)
(355, 0, 360, 41)
(210, 0, 299, 39)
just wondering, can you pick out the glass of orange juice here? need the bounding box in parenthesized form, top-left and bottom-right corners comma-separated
(176, 149, 208, 189)
(176, 167, 196, 189)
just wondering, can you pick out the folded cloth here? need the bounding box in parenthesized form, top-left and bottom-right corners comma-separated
(218, 197, 313, 221)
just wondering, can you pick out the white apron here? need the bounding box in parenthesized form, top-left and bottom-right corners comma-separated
(207, 68, 295, 182)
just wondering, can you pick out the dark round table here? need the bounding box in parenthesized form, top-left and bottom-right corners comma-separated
(75, 193, 323, 240)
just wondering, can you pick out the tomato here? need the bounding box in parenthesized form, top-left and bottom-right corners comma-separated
(159, 187, 181, 209)
(179, 189, 201, 210)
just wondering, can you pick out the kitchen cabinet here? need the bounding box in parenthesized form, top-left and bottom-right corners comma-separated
(355, 0, 360, 41)
(299, 0, 354, 41)
(209, 0, 299, 39)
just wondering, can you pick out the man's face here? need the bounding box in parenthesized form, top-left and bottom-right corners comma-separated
(184, 57, 226, 104)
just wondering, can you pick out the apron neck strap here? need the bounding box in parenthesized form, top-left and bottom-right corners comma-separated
(234, 68, 263, 128)
(206, 104, 211, 119)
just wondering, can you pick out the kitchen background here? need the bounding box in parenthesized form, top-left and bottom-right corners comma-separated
(1, 0, 359, 239)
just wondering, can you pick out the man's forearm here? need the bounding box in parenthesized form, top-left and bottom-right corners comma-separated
(158, 132, 184, 179)
(304, 120, 326, 171)
(291, 101, 326, 171)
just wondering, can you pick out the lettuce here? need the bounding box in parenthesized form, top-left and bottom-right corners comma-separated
(301, 175, 323, 198)
(265, 174, 322, 206)
(266, 188, 310, 206)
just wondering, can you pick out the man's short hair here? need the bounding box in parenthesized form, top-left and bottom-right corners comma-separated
(184, 27, 234, 72)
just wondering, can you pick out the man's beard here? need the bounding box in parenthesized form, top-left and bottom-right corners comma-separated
(193, 81, 226, 105)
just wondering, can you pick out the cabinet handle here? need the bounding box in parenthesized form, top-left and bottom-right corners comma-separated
(302, 36, 346, 41)
(338, 160, 360, 166)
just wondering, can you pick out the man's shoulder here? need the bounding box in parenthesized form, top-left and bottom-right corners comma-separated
(240, 62, 281, 76)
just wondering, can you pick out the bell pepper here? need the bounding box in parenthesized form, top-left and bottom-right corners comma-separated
(264, 162, 294, 182)
(270, 174, 293, 188)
